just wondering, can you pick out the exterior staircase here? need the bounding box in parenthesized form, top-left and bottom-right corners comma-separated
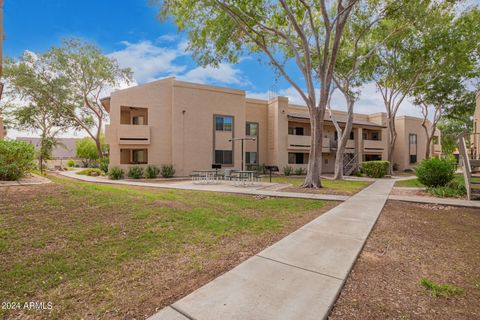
(343, 153, 359, 176)
(458, 133, 480, 200)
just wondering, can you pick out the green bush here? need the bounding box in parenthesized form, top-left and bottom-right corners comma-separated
(415, 157, 455, 187)
(160, 164, 175, 178)
(99, 157, 109, 173)
(361, 161, 390, 178)
(76, 137, 99, 167)
(66, 159, 76, 167)
(145, 165, 160, 179)
(128, 166, 144, 179)
(283, 165, 293, 176)
(294, 167, 306, 175)
(0, 140, 36, 181)
(108, 167, 124, 180)
(77, 168, 103, 176)
(428, 180, 466, 198)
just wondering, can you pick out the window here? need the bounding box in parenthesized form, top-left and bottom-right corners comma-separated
(371, 131, 380, 141)
(349, 131, 354, 140)
(246, 122, 258, 136)
(410, 155, 417, 164)
(132, 149, 148, 164)
(215, 150, 233, 165)
(215, 116, 233, 131)
(132, 115, 145, 125)
(364, 154, 382, 161)
(246, 152, 257, 164)
(288, 127, 304, 136)
(409, 134, 417, 145)
(432, 136, 439, 145)
(288, 152, 305, 164)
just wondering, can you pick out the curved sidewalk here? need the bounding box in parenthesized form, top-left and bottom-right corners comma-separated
(149, 179, 395, 320)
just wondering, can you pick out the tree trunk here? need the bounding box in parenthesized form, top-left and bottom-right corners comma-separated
(387, 116, 397, 175)
(95, 138, 104, 159)
(302, 108, 324, 188)
(332, 98, 354, 180)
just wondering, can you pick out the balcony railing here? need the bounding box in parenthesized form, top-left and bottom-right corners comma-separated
(287, 135, 330, 151)
(106, 124, 151, 145)
(364, 139, 384, 149)
(433, 144, 442, 153)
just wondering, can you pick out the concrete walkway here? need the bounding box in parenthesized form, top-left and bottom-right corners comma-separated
(389, 194, 480, 208)
(58, 170, 349, 201)
(149, 179, 395, 320)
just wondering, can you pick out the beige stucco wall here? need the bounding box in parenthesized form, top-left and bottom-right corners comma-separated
(0, 117, 5, 140)
(473, 92, 480, 159)
(392, 116, 441, 171)
(170, 81, 246, 176)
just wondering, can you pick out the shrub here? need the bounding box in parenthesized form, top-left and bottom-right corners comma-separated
(415, 157, 455, 187)
(77, 168, 103, 176)
(352, 170, 363, 177)
(108, 167, 124, 180)
(145, 165, 160, 179)
(128, 166, 144, 179)
(66, 159, 76, 167)
(0, 140, 36, 181)
(361, 161, 390, 178)
(294, 167, 306, 175)
(428, 180, 466, 198)
(99, 157, 109, 173)
(160, 164, 175, 178)
(283, 165, 293, 176)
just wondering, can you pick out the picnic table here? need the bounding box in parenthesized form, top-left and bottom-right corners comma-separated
(232, 170, 256, 187)
(191, 170, 221, 184)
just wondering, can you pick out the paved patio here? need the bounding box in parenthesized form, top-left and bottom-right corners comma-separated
(148, 179, 395, 320)
(58, 170, 350, 201)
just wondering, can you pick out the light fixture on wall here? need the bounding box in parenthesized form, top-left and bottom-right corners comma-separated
(182, 110, 186, 114)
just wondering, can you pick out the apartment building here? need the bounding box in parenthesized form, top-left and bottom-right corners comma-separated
(104, 77, 441, 176)
(472, 92, 480, 159)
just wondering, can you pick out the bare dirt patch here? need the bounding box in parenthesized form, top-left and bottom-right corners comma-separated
(390, 187, 431, 197)
(329, 200, 480, 320)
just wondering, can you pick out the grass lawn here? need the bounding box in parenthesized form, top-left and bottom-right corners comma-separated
(261, 176, 371, 195)
(0, 175, 336, 319)
(330, 201, 480, 319)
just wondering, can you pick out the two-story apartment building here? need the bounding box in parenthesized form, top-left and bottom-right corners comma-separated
(472, 91, 480, 159)
(104, 77, 440, 176)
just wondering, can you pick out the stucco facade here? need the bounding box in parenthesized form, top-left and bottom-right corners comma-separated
(104, 78, 441, 176)
(472, 92, 480, 159)
(0, 116, 5, 139)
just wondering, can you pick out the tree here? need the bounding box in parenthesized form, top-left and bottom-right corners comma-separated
(49, 39, 132, 159)
(3, 51, 72, 172)
(370, 0, 457, 173)
(411, 7, 480, 158)
(158, 0, 359, 188)
(76, 137, 99, 167)
(329, 1, 394, 179)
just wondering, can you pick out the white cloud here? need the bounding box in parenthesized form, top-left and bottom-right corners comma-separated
(108, 40, 188, 83)
(156, 34, 178, 43)
(178, 63, 249, 86)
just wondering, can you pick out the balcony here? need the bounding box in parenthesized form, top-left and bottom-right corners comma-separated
(364, 139, 384, 150)
(330, 139, 355, 150)
(288, 135, 330, 152)
(106, 124, 151, 145)
(433, 144, 442, 153)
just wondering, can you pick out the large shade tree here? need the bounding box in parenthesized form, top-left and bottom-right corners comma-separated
(3, 52, 73, 172)
(158, 0, 359, 188)
(49, 39, 133, 159)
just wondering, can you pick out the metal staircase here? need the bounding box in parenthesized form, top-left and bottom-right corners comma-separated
(458, 133, 480, 200)
(343, 153, 359, 176)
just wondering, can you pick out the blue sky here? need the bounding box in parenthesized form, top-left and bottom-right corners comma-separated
(4, 0, 479, 138)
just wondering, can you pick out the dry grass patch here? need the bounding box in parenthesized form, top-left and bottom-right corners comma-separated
(0, 175, 337, 319)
